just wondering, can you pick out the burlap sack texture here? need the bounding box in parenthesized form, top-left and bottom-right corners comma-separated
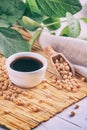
(39, 29, 87, 78)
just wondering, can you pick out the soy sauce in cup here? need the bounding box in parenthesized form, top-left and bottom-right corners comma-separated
(6, 52, 47, 88)
(10, 57, 43, 72)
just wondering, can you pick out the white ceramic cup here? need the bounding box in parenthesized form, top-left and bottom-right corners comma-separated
(6, 52, 47, 88)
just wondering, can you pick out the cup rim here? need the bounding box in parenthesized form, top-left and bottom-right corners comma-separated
(6, 52, 47, 74)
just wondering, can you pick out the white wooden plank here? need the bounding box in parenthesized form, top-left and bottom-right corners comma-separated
(57, 97, 87, 129)
(33, 125, 47, 130)
(0, 127, 8, 130)
(34, 116, 81, 130)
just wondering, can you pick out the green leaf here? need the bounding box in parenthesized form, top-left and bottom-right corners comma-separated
(66, 12, 81, 38)
(22, 16, 40, 31)
(24, 0, 42, 19)
(35, 0, 82, 17)
(0, 28, 30, 58)
(81, 18, 87, 23)
(60, 26, 69, 37)
(0, 19, 10, 27)
(0, 0, 26, 26)
(43, 17, 61, 31)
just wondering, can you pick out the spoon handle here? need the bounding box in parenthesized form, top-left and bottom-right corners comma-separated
(44, 45, 56, 56)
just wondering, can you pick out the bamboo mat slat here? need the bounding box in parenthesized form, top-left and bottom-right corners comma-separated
(0, 28, 87, 130)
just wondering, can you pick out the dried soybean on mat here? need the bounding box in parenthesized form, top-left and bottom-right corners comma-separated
(0, 32, 87, 130)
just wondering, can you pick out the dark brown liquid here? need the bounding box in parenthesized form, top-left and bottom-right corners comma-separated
(10, 57, 43, 72)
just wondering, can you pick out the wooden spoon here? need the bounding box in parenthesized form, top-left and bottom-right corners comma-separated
(44, 45, 75, 79)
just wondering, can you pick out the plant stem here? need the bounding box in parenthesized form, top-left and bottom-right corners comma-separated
(29, 28, 42, 47)
(45, 21, 60, 27)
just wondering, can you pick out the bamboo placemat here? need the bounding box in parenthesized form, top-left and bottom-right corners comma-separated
(0, 27, 87, 130)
